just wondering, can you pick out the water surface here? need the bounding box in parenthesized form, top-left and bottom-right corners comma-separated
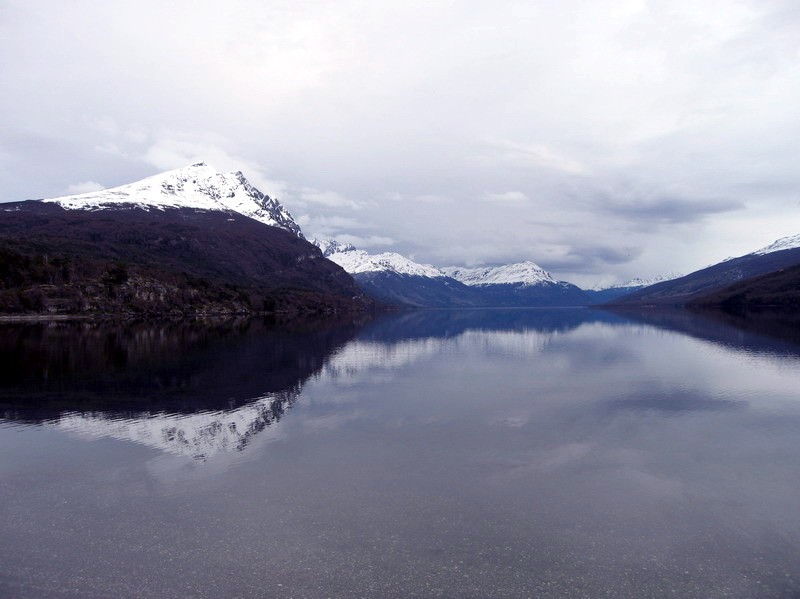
(1, 309, 799, 598)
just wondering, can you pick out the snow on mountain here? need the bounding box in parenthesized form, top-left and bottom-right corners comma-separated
(314, 239, 357, 257)
(332, 251, 445, 278)
(753, 233, 800, 256)
(312, 239, 445, 278)
(594, 273, 682, 291)
(441, 262, 556, 287)
(44, 162, 303, 237)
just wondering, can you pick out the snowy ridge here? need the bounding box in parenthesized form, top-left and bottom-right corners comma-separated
(332, 251, 445, 278)
(753, 233, 800, 256)
(441, 262, 556, 287)
(314, 239, 357, 257)
(313, 239, 444, 278)
(594, 273, 682, 291)
(44, 162, 303, 237)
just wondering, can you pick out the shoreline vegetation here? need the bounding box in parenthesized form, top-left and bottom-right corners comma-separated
(0, 203, 374, 318)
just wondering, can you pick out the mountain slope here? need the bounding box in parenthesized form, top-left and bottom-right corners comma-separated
(315, 241, 589, 308)
(443, 262, 586, 307)
(753, 234, 800, 256)
(687, 263, 800, 311)
(312, 239, 481, 307)
(348, 270, 484, 308)
(0, 167, 371, 315)
(612, 236, 800, 306)
(583, 274, 682, 305)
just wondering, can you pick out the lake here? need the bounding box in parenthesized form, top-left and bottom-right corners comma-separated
(1, 309, 800, 598)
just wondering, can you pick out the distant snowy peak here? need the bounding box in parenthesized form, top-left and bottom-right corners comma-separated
(442, 262, 556, 287)
(332, 251, 445, 278)
(314, 239, 444, 278)
(753, 233, 800, 256)
(44, 162, 303, 237)
(596, 273, 682, 290)
(313, 238, 357, 257)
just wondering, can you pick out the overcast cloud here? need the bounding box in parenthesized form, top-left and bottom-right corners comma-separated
(2, 0, 799, 285)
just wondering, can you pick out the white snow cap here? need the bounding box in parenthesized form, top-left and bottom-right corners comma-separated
(45, 162, 303, 237)
(594, 273, 682, 290)
(313, 239, 444, 277)
(441, 262, 556, 287)
(753, 233, 800, 256)
(313, 239, 357, 257)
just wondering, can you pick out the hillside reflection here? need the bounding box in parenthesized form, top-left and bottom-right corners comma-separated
(3, 308, 800, 460)
(0, 317, 365, 459)
(609, 307, 800, 358)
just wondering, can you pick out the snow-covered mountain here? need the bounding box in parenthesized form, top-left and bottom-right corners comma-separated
(311, 239, 479, 307)
(0, 164, 373, 315)
(315, 239, 357, 257)
(613, 232, 800, 306)
(594, 273, 682, 291)
(582, 273, 683, 305)
(441, 262, 585, 306)
(442, 262, 556, 287)
(312, 239, 445, 278)
(313, 241, 589, 307)
(331, 251, 445, 278)
(44, 162, 303, 237)
(753, 233, 800, 256)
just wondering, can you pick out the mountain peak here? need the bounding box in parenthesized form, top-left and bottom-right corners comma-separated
(314, 240, 444, 277)
(442, 262, 556, 287)
(44, 164, 303, 237)
(312, 239, 358, 257)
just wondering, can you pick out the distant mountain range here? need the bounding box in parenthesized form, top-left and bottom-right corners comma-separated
(442, 262, 556, 286)
(314, 230, 800, 310)
(313, 240, 590, 307)
(1, 162, 798, 315)
(581, 274, 684, 305)
(313, 240, 482, 307)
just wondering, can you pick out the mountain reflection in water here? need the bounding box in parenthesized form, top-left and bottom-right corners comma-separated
(3, 308, 799, 462)
(0, 317, 364, 459)
(1, 310, 625, 459)
(2, 309, 800, 598)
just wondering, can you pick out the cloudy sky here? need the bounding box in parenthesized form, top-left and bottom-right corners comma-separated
(2, 0, 800, 285)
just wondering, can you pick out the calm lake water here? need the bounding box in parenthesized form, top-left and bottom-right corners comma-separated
(1, 309, 800, 598)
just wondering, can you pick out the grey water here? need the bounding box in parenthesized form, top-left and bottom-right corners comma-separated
(1, 309, 800, 598)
